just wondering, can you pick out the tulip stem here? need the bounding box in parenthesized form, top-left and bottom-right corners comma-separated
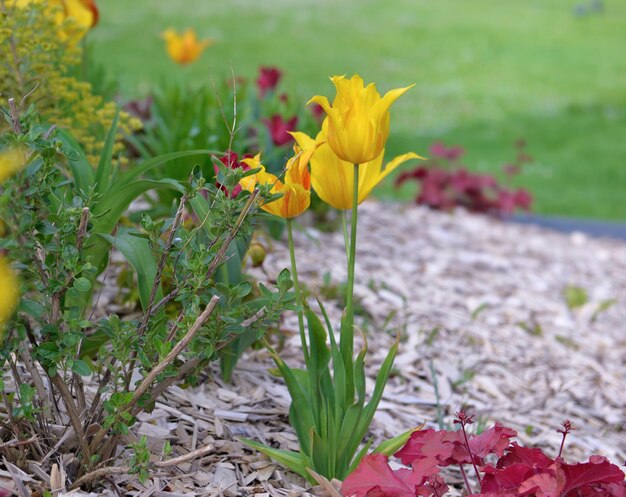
(341, 210, 350, 262)
(343, 164, 359, 361)
(286, 219, 309, 365)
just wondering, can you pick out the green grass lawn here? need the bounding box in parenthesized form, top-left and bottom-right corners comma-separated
(91, 0, 626, 220)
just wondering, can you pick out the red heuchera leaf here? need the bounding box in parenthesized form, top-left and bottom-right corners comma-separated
(263, 114, 298, 146)
(517, 466, 565, 497)
(429, 141, 465, 161)
(481, 463, 539, 493)
(469, 423, 517, 461)
(341, 453, 441, 497)
(560, 456, 625, 496)
(395, 429, 462, 466)
(497, 442, 554, 470)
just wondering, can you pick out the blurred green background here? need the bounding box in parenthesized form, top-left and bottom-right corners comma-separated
(90, 0, 626, 219)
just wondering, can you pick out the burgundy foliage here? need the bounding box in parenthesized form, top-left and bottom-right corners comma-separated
(263, 114, 298, 146)
(213, 150, 253, 197)
(395, 141, 534, 216)
(257, 66, 283, 97)
(342, 419, 625, 497)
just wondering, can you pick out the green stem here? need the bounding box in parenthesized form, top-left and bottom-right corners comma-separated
(342, 164, 360, 360)
(341, 210, 350, 262)
(287, 219, 309, 365)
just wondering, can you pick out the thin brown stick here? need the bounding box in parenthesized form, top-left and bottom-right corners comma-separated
(7, 97, 21, 134)
(154, 443, 213, 467)
(68, 465, 130, 491)
(203, 189, 259, 281)
(137, 193, 189, 336)
(132, 357, 204, 416)
(0, 435, 38, 451)
(129, 294, 219, 410)
(18, 346, 46, 406)
(89, 295, 220, 455)
(142, 188, 260, 319)
(48, 373, 92, 463)
(124, 194, 189, 389)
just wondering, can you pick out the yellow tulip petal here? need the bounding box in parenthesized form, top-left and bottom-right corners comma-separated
(0, 148, 27, 183)
(309, 74, 413, 165)
(0, 257, 19, 333)
(358, 151, 424, 202)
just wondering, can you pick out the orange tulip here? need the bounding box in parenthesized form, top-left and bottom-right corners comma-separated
(162, 28, 214, 65)
(240, 146, 317, 219)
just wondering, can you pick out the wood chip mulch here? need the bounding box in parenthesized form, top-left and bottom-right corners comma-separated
(8, 202, 626, 496)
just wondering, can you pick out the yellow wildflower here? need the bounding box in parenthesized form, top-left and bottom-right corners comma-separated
(308, 74, 413, 165)
(162, 28, 213, 65)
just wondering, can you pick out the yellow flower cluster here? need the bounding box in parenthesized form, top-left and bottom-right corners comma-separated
(0, 1, 141, 164)
(241, 74, 423, 216)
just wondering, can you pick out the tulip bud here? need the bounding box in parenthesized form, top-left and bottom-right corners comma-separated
(247, 242, 266, 267)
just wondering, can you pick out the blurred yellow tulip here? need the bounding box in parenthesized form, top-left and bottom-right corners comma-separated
(308, 74, 413, 165)
(10, 0, 98, 41)
(240, 147, 317, 219)
(292, 127, 423, 210)
(0, 148, 27, 184)
(0, 257, 18, 334)
(162, 28, 214, 65)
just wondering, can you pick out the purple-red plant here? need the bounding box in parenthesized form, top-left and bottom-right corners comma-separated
(257, 66, 282, 97)
(395, 141, 533, 216)
(263, 114, 298, 146)
(342, 416, 626, 497)
(213, 150, 253, 197)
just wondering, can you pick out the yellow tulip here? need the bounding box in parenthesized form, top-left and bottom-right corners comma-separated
(0, 147, 27, 183)
(11, 0, 98, 41)
(0, 257, 19, 334)
(308, 74, 413, 165)
(292, 128, 424, 210)
(240, 148, 316, 219)
(162, 28, 214, 65)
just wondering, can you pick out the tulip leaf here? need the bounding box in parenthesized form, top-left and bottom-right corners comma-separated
(239, 438, 313, 484)
(100, 230, 162, 311)
(94, 112, 119, 194)
(373, 426, 423, 456)
(55, 128, 95, 191)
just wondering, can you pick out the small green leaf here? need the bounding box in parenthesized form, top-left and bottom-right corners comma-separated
(563, 285, 588, 310)
(277, 268, 293, 293)
(71, 359, 92, 376)
(73, 277, 92, 292)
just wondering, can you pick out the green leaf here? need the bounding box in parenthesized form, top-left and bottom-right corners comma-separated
(55, 128, 95, 191)
(265, 345, 315, 455)
(94, 112, 119, 194)
(100, 230, 162, 311)
(373, 426, 421, 456)
(563, 285, 588, 310)
(71, 359, 92, 377)
(118, 150, 214, 188)
(73, 277, 92, 292)
(277, 268, 293, 294)
(239, 438, 314, 484)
